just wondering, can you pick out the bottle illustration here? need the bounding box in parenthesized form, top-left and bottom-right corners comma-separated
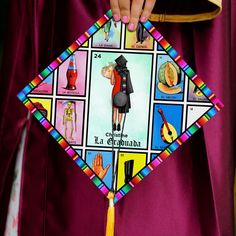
(66, 54, 78, 90)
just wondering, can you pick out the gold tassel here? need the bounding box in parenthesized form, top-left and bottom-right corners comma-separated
(105, 191, 115, 236)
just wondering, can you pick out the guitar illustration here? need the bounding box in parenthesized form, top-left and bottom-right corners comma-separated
(158, 108, 178, 143)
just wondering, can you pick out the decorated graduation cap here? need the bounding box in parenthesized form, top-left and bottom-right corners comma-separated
(17, 9, 223, 236)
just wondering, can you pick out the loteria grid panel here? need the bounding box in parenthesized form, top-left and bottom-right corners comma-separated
(17, 9, 223, 204)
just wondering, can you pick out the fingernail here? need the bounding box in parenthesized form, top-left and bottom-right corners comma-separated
(140, 16, 147, 23)
(122, 16, 128, 23)
(113, 14, 119, 21)
(128, 23, 135, 31)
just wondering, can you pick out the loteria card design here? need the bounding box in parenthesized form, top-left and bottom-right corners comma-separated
(92, 19, 122, 49)
(152, 104, 183, 150)
(85, 150, 114, 189)
(125, 23, 154, 50)
(57, 50, 87, 96)
(55, 99, 85, 145)
(18, 10, 223, 204)
(155, 54, 185, 101)
(87, 51, 152, 149)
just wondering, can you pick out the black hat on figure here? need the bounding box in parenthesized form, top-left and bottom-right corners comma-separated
(115, 55, 127, 67)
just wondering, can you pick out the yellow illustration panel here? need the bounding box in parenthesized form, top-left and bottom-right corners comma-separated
(29, 98, 52, 121)
(116, 152, 147, 190)
(125, 24, 154, 50)
(81, 41, 88, 47)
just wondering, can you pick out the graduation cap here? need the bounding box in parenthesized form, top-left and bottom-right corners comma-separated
(17, 10, 223, 236)
(115, 55, 127, 67)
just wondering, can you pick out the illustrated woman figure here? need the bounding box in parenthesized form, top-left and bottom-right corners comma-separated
(101, 55, 133, 131)
(103, 19, 117, 42)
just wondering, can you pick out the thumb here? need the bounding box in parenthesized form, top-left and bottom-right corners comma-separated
(103, 164, 111, 175)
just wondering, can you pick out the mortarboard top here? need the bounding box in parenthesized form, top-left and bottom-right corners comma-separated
(17, 9, 223, 236)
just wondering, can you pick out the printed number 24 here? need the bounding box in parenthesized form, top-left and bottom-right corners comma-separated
(94, 54, 101, 58)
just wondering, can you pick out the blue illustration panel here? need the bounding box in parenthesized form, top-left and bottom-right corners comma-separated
(157, 43, 164, 51)
(152, 104, 183, 150)
(85, 150, 113, 189)
(155, 54, 185, 101)
(75, 149, 82, 156)
(151, 153, 158, 160)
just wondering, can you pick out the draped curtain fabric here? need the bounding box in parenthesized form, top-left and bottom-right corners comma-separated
(150, 0, 222, 22)
(0, 0, 234, 235)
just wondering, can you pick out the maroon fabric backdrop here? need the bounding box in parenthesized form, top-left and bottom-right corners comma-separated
(0, 0, 234, 235)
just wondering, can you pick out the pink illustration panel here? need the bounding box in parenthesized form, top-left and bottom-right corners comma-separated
(55, 99, 85, 145)
(31, 73, 53, 94)
(57, 50, 87, 96)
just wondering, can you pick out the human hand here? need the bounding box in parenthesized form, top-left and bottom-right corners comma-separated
(110, 0, 156, 31)
(92, 153, 111, 179)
